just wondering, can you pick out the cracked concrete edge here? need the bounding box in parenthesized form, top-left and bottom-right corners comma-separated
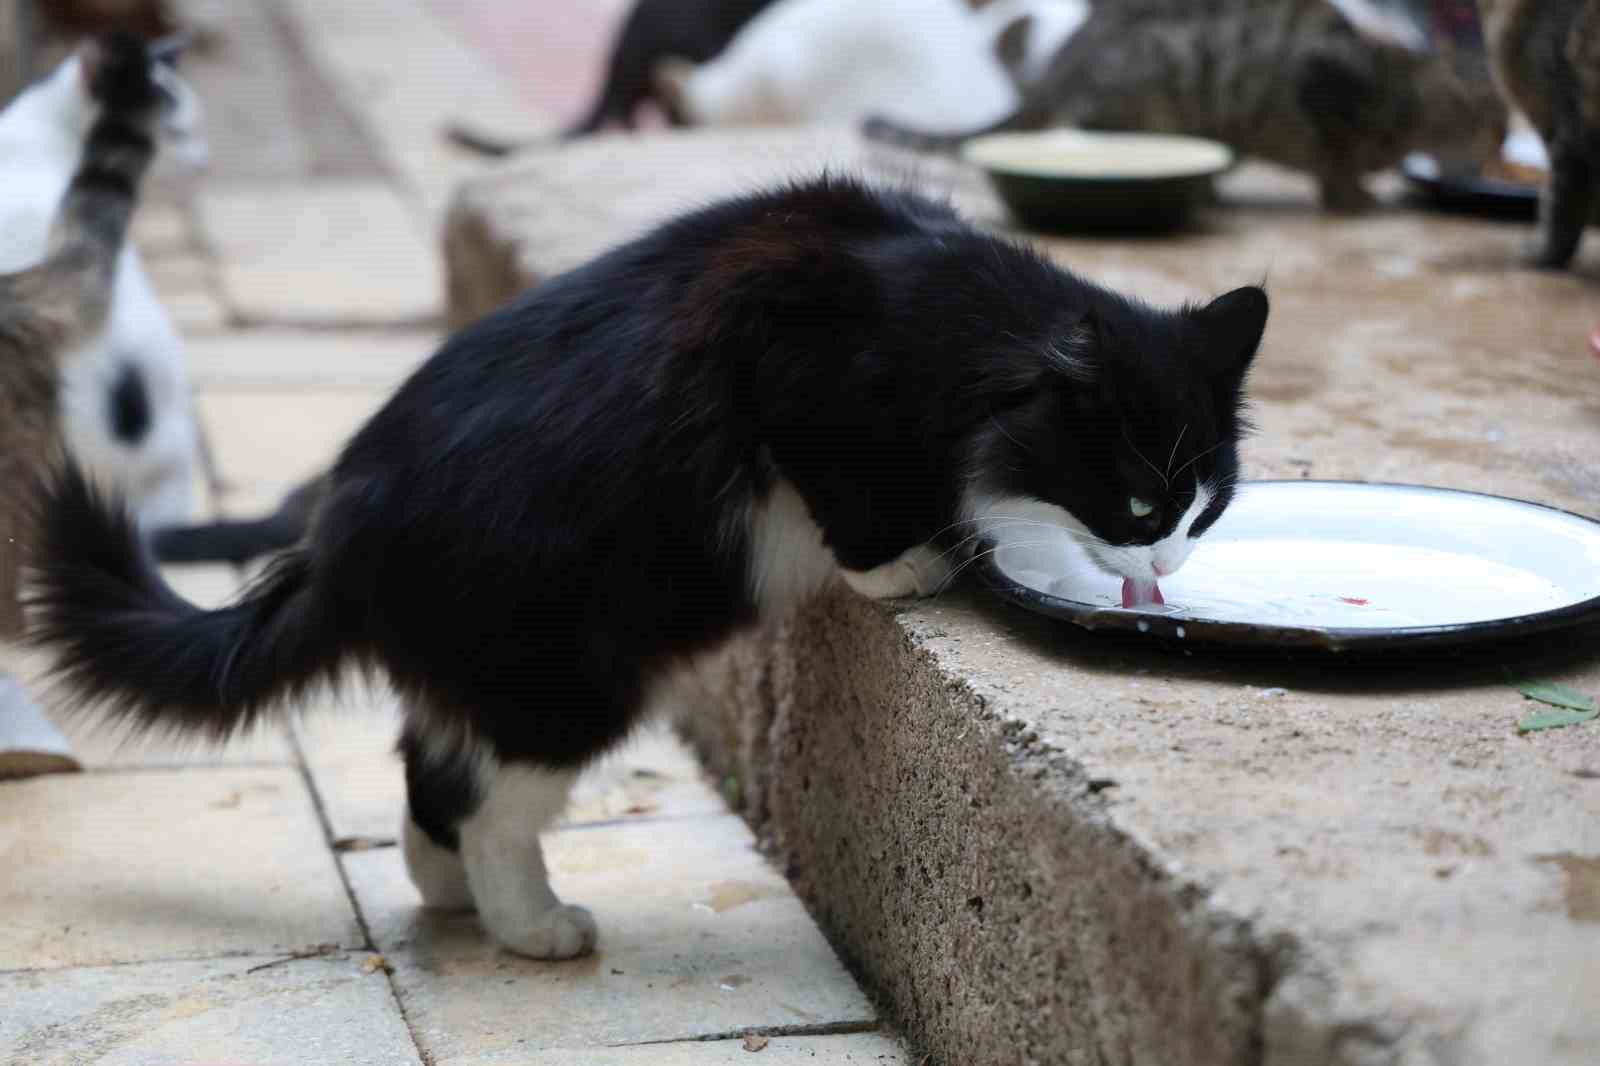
(442, 189, 533, 331)
(677, 588, 1285, 1066)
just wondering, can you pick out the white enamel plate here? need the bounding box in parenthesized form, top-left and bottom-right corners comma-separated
(980, 482, 1600, 651)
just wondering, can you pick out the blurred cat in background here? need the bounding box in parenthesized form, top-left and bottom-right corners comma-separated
(0, 32, 204, 530)
(446, 0, 778, 155)
(0, 33, 176, 776)
(867, 0, 1506, 211)
(1476, 0, 1600, 268)
(651, 0, 1083, 131)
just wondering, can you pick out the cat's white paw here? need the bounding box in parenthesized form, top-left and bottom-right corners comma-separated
(841, 543, 951, 600)
(492, 903, 599, 960)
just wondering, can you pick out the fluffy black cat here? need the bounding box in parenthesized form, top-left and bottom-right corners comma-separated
(28, 177, 1267, 960)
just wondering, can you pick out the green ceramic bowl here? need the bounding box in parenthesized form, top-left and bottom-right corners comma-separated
(963, 130, 1235, 234)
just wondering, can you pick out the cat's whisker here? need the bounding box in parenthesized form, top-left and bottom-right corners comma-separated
(1124, 426, 1168, 489)
(1165, 424, 1189, 481)
(918, 511, 1093, 544)
(936, 539, 1070, 594)
(987, 413, 1031, 457)
(932, 521, 1100, 566)
(1171, 439, 1226, 481)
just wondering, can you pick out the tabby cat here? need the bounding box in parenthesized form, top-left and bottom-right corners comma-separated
(1, 33, 167, 637)
(1476, 0, 1600, 268)
(866, 0, 1506, 211)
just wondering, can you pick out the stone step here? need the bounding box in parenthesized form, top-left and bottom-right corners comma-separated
(442, 126, 1600, 1066)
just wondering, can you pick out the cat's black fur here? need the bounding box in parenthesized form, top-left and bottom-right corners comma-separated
(29, 176, 1265, 821)
(446, 0, 776, 155)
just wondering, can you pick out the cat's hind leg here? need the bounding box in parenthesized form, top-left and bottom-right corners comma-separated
(399, 721, 477, 911)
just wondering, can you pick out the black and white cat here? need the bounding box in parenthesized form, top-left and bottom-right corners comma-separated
(29, 177, 1266, 959)
(1, 31, 176, 776)
(653, 0, 1085, 129)
(0, 36, 204, 530)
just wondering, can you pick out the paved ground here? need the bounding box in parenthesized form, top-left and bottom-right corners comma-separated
(0, 2, 910, 1063)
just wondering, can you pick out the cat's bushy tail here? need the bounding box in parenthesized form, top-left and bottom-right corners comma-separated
(26, 463, 350, 740)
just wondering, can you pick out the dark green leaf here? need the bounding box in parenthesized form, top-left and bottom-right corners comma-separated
(1517, 681, 1596, 714)
(1518, 707, 1600, 734)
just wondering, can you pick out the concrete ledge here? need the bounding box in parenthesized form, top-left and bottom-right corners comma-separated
(444, 128, 1600, 1065)
(686, 590, 1269, 1064)
(688, 588, 1600, 1066)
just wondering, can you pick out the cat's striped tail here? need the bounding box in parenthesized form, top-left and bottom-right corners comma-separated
(26, 463, 352, 741)
(0, 32, 165, 345)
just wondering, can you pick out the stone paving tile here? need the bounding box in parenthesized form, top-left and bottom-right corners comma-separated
(130, 203, 196, 259)
(0, 767, 361, 969)
(435, 0, 632, 132)
(0, 954, 422, 1066)
(196, 181, 443, 327)
(185, 329, 437, 392)
(56, 718, 294, 772)
(281, 0, 548, 218)
(163, 561, 248, 609)
(145, 254, 230, 335)
(198, 390, 384, 500)
(342, 815, 877, 1060)
(297, 699, 730, 843)
(512, 1034, 909, 1065)
(180, 0, 386, 183)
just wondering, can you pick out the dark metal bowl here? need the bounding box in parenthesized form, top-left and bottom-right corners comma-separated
(1401, 153, 1540, 222)
(963, 130, 1234, 234)
(973, 481, 1600, 654)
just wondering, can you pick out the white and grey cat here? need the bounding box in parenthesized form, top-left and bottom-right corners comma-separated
(0, 37, 204, 529)
(654, 0, 1087, 130)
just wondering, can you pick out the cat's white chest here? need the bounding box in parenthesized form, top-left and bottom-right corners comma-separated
(744, 479, 840, 617)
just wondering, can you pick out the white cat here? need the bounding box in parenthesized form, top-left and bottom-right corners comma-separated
(656, 0, 1085, 130)
(0, 42, 205, 529)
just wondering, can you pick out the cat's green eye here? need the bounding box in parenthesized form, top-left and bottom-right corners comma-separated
(1129, 497, 1155, 518)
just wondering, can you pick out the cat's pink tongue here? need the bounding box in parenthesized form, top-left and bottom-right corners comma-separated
(1121, 578, 1165, 609)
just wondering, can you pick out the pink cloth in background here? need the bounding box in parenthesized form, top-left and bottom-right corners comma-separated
(429, 0, 634, 126)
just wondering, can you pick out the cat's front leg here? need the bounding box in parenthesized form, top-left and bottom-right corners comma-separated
(458, 761, 597, 959)
(1317, 171, 1378, 213)
(1528, 143, 1595, 270)
(841, 543, 953, 600)
(403, 720, 597, 960)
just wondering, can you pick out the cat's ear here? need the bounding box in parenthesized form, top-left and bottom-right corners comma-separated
(993, 15, 1035, 76)
(148, 31, 192, 69)
(74, 37, 108, 92)
(1325, 0, 1430, 54)
(1196, 286, 1268, 380)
